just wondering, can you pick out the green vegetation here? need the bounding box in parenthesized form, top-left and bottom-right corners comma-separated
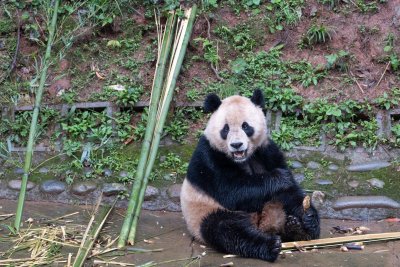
(302, 24, 333, 47)
(0, 0, 399, 186)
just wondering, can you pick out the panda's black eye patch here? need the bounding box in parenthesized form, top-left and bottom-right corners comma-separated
(220, 124, 229, 140)
(242, 122, 254, 137)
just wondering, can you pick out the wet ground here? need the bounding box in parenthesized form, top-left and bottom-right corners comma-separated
(1, 200, 400, 267)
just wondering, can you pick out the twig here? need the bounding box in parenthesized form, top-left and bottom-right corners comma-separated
(375, 61, 391, 90)
(41, 212, 79, 224)
(350, 71, 365, 94)
(93, 260, 135, 266)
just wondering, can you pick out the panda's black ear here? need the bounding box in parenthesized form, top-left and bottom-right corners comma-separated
(251, 89, 265, 108)
(203, 93, 222, 113)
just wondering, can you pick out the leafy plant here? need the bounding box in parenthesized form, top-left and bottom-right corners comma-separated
(325, 50, 352, 72)
(264, 87, 303, 113)
(214, 25, 257, 52)
(374, 88, 400, 110)
(265, 0, 305, 32)
(164, 109, 190, 143)
(186, 89, 201, 102)
(303, 24, 333, 46)
(194, 38, 220, 67)
(356, 0, 379, 13)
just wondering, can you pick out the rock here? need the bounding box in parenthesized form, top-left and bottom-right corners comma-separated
(8, 180, 36, 191)
(0, 39, 5, 50)
(103, 168, 113, 177)
(144, 185, 160, 201)
(315, 179, 333, 185)
(291, 161, 303, 169)
(102, 183, 127, 196)
(347, 180, 360, 189)
(71, 181, 97, 196)
(40, 180, 67, 194)
(328, 164, 339, 171)
(159, 155, 166, 163)
(119, 171, 129, 178)
(393, 6, 400, 28)
(14, 167, 24, 174)
(39, 167, 49, 174)
(367, 178, 385, 189)
(346, 161, 390, 172)
(0, 170, 4, 177)
(311, 191, 325, 207)
(310, 5, 318, 16)
(293, 173, 305, 184)
(333, 196, 400, 210)
(307, 161, 321, 170)
(167, 184, 182, 202)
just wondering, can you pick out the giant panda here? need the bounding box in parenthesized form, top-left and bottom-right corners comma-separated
(180, 89, 320, 262)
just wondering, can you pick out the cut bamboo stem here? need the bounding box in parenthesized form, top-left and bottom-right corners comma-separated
(72, 201, 115, 267)
(281, 232, 400, 250)
(117, 11, 177, 248)
(14, 0, 60, 231)
(127, 5, 197, 244)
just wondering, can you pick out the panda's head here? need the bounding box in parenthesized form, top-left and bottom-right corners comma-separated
(203, 89, 267, 163)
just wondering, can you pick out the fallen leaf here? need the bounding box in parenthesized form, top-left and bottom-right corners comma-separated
(95, 71, 105, 80)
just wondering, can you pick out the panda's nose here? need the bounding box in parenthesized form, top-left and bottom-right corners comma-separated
(230, 142, 243, 149)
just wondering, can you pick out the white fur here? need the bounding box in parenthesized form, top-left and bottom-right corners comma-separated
(204, 95, 268, 161)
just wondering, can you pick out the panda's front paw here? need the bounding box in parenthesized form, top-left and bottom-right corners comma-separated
(262, 234, 281, 262)
(302, 209, 320, 239)
(285, 215, 302, 233)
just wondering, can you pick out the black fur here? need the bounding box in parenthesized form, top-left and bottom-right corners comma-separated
(220, 124, 229, 140)
(187, 136, 320, 262)
(242, 122, 254, 137)
(201, 210, 281, 262)
(204, 93, 222, 113)
(250, 89, 265, 108)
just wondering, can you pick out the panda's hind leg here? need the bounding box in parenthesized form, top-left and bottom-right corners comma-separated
(200, 209, 281, 262)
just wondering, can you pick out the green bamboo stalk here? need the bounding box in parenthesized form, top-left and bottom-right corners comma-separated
(127, 5, 197, 244)
(118, 12, 177, 248)
(14, 0, 60, 231)
(72, 201, 115, 267)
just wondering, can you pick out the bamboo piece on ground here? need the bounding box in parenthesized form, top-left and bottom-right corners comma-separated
(127, 5, 198, 245)
(117, 11, 177, 248)
(72, 200, 115, 267)
(14, 0, 60, 231)
(281, 232, 400, 250)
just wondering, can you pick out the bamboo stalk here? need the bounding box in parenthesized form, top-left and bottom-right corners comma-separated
(127, 5, 197, 244)
(72, 201, 115, 267)
(281, 232, 400, 250)
(14, 0, 60, 231)
(117, 11, 177, 248)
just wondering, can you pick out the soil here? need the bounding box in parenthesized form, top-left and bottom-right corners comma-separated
(3, 0, 397, 109)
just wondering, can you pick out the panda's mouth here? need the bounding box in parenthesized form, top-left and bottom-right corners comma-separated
(232, 150, 247, 161)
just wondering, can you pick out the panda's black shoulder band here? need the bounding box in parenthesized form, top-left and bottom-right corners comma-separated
(251, 89, 265, 108)
(204, 93, 222, 113)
